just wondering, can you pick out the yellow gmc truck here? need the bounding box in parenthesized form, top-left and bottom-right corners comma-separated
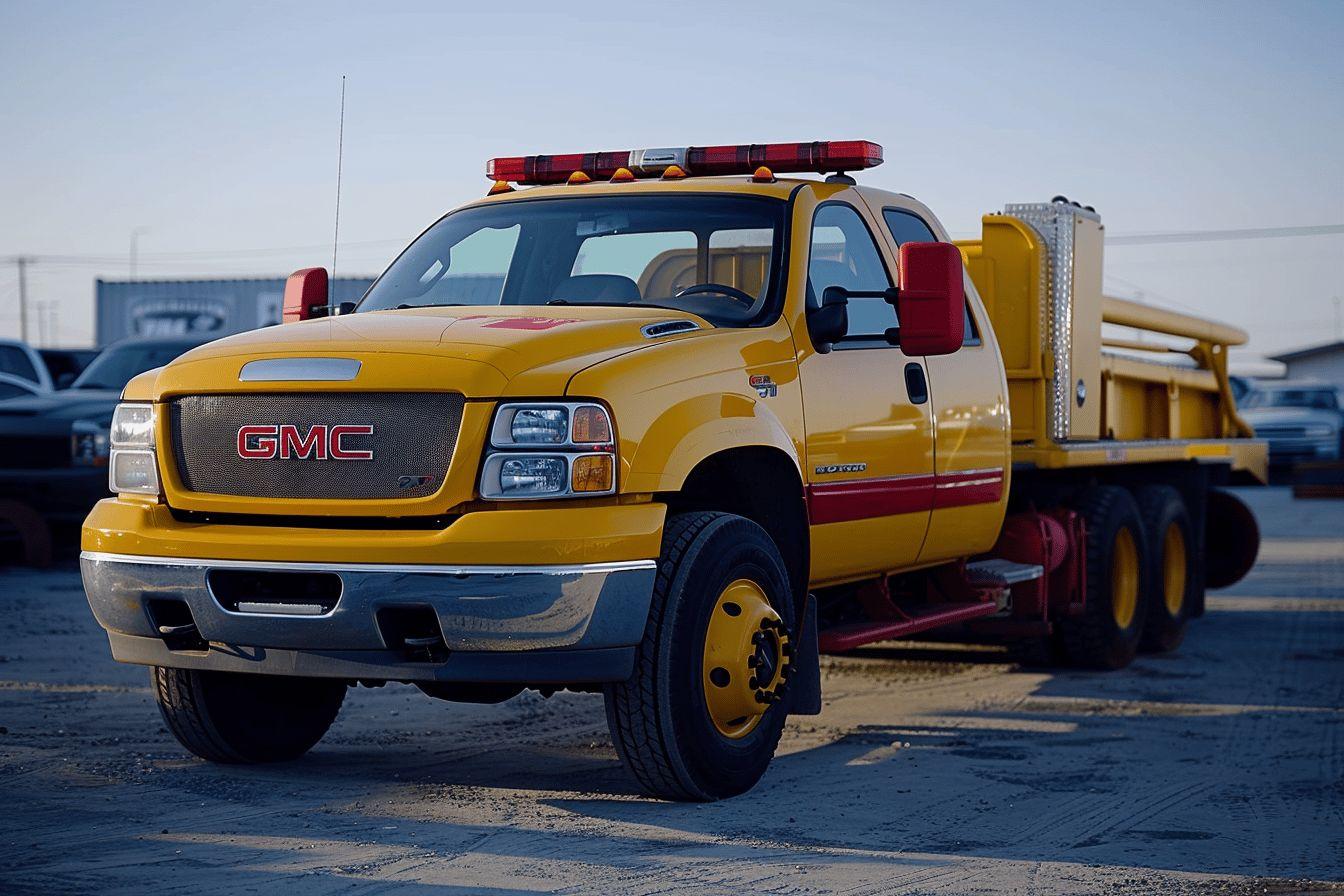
(81, 140, 1266, 801)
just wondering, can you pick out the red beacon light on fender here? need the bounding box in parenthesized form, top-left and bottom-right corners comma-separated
(485, 140, 882, 185)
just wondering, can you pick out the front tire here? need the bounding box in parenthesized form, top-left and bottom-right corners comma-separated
(154, 667, 346, 763)
(1059, 486, 1150, 670)
(604, 512, 795, 801)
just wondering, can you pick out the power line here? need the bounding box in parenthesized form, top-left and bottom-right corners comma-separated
(1107, 223, 1344, 245)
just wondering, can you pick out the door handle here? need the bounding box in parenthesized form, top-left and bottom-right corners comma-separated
(904, 363, 928, 405)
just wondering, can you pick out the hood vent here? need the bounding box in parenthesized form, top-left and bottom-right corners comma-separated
(641, 320, 701, 339)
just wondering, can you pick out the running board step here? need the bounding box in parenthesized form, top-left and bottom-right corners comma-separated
(819, 601, 999, 654)
(965, 558, 1044, 586)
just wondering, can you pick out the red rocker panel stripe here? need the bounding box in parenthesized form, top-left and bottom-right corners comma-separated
(807, 469, 1003, 525)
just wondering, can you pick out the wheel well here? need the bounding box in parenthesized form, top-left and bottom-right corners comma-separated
(663, 447, 809, 602)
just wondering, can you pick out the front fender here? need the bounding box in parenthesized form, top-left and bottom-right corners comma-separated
(564, 324, 806, 496)
(623, 391, 801, 493)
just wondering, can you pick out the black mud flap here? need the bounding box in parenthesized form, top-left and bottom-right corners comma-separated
(788, 593, 822, 715)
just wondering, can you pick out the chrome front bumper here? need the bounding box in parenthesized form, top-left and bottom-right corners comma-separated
(80, 551, 657, 683)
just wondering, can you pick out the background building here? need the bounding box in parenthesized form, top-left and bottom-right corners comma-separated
(1268, 341, 1344, 394)
(94, 277, 375, 347)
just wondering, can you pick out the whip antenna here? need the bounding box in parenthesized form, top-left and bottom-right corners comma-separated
(331, 74, 346, 308)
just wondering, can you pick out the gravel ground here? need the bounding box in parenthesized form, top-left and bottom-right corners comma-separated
(0, 487, 1341, 895)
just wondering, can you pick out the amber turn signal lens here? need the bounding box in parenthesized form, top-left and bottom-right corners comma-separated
(610, 167, 636, 183)
(571, 455, 614, 492)
(571, 405, 612, 443)
(488, 180, 515, 195)
(567, 171, 592, 185)
(751, 165, 775, 183)
(661, 164, 688, 179)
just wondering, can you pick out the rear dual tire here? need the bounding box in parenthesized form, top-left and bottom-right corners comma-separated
(1059, 486, 1150, 670)
(1135, 485, 1196, 653)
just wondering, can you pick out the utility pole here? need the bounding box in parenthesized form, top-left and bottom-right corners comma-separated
(130, 227, 149, 281)
(16, 256, 30, 343)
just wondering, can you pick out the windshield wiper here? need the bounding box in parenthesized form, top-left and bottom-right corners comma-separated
(396, 302, 467, 310)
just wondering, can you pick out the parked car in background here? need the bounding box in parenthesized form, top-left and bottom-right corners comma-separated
(40, 348, 101, 389)
(1240, 381, 1343, 466)
(0, 338, 55, 392)
(0, 372, 47, 401)
(0, 336, 210, 522)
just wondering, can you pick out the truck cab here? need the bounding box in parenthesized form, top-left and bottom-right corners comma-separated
(81, 140, 1264, 800)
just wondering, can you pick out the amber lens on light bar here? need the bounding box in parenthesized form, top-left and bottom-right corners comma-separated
(571, 455, 614, 493)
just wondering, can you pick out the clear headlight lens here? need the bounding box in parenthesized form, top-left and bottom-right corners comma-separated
(110, 403, 155, 448)
(109, 402, 160, 496)
(109, 449, 160, 495)
(500, 456, 568, 495)
(1304, 423, 1333, 438)
(511, 408, 568, 444)
(481, 402, 616, 500)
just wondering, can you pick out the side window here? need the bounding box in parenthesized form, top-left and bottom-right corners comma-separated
(0, 346, 39, 384)
(882, 207, 980, 346)
(808, 204, 893, 342)
(882, 208, 936, 245)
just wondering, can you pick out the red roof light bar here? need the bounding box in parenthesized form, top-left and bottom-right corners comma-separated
(485, 140, 883, 185)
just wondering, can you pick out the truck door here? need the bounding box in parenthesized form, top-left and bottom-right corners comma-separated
(868, 200, 1012, 564)
(797, 198, 935, 585)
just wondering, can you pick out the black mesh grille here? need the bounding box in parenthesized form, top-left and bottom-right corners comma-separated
(169, 393, 465, 500)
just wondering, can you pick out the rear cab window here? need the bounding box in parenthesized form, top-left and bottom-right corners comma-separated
(880, 207, 980, 347)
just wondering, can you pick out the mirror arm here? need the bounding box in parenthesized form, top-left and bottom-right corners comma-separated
(884, 326, 901, 347)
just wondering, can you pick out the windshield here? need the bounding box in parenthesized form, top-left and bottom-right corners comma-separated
(1242, 388, 1339, 410)
(72, 342, 199, 391)
(359, 195, 786, 326)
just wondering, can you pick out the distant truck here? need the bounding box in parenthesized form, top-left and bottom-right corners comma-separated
(80, 140, 1266, 800)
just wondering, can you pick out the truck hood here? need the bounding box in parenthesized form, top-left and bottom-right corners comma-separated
(144, 305, 709, 399)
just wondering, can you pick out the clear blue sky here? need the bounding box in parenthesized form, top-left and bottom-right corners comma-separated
(1, 0, 1341, 366)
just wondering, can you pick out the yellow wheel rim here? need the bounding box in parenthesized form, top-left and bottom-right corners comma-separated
(701, 579, 791, 739)
(1110, 527, 1140, 630)
(1162, 524, 1188, 616)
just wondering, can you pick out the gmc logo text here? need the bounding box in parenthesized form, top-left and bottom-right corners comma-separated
(237, 424, 375, 460)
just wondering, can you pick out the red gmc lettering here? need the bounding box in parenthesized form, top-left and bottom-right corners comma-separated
(329, 424, 374, 460)
(280, 424, 327, 459)
(237, 425, 278, 459)
(236, 424, 374, 460)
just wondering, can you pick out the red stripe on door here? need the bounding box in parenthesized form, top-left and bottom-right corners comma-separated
(807, 468, 1003, 524)
(807, 474, 935, 525)
(932, 469, 1005, 509)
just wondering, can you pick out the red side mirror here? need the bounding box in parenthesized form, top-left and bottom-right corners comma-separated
(282, 267, 329, 323)
(896, 242, 964, 356)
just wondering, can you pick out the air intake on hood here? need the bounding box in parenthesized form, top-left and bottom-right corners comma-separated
(641, 320, 701, 339)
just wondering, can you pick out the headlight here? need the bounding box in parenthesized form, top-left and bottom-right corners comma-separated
(109, 402, 160, 495)
(1304, 424, 1334, 438)
(71, 420, 110, 468)
(480, 402, 616, 500)
(110, 403, 155, 447)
